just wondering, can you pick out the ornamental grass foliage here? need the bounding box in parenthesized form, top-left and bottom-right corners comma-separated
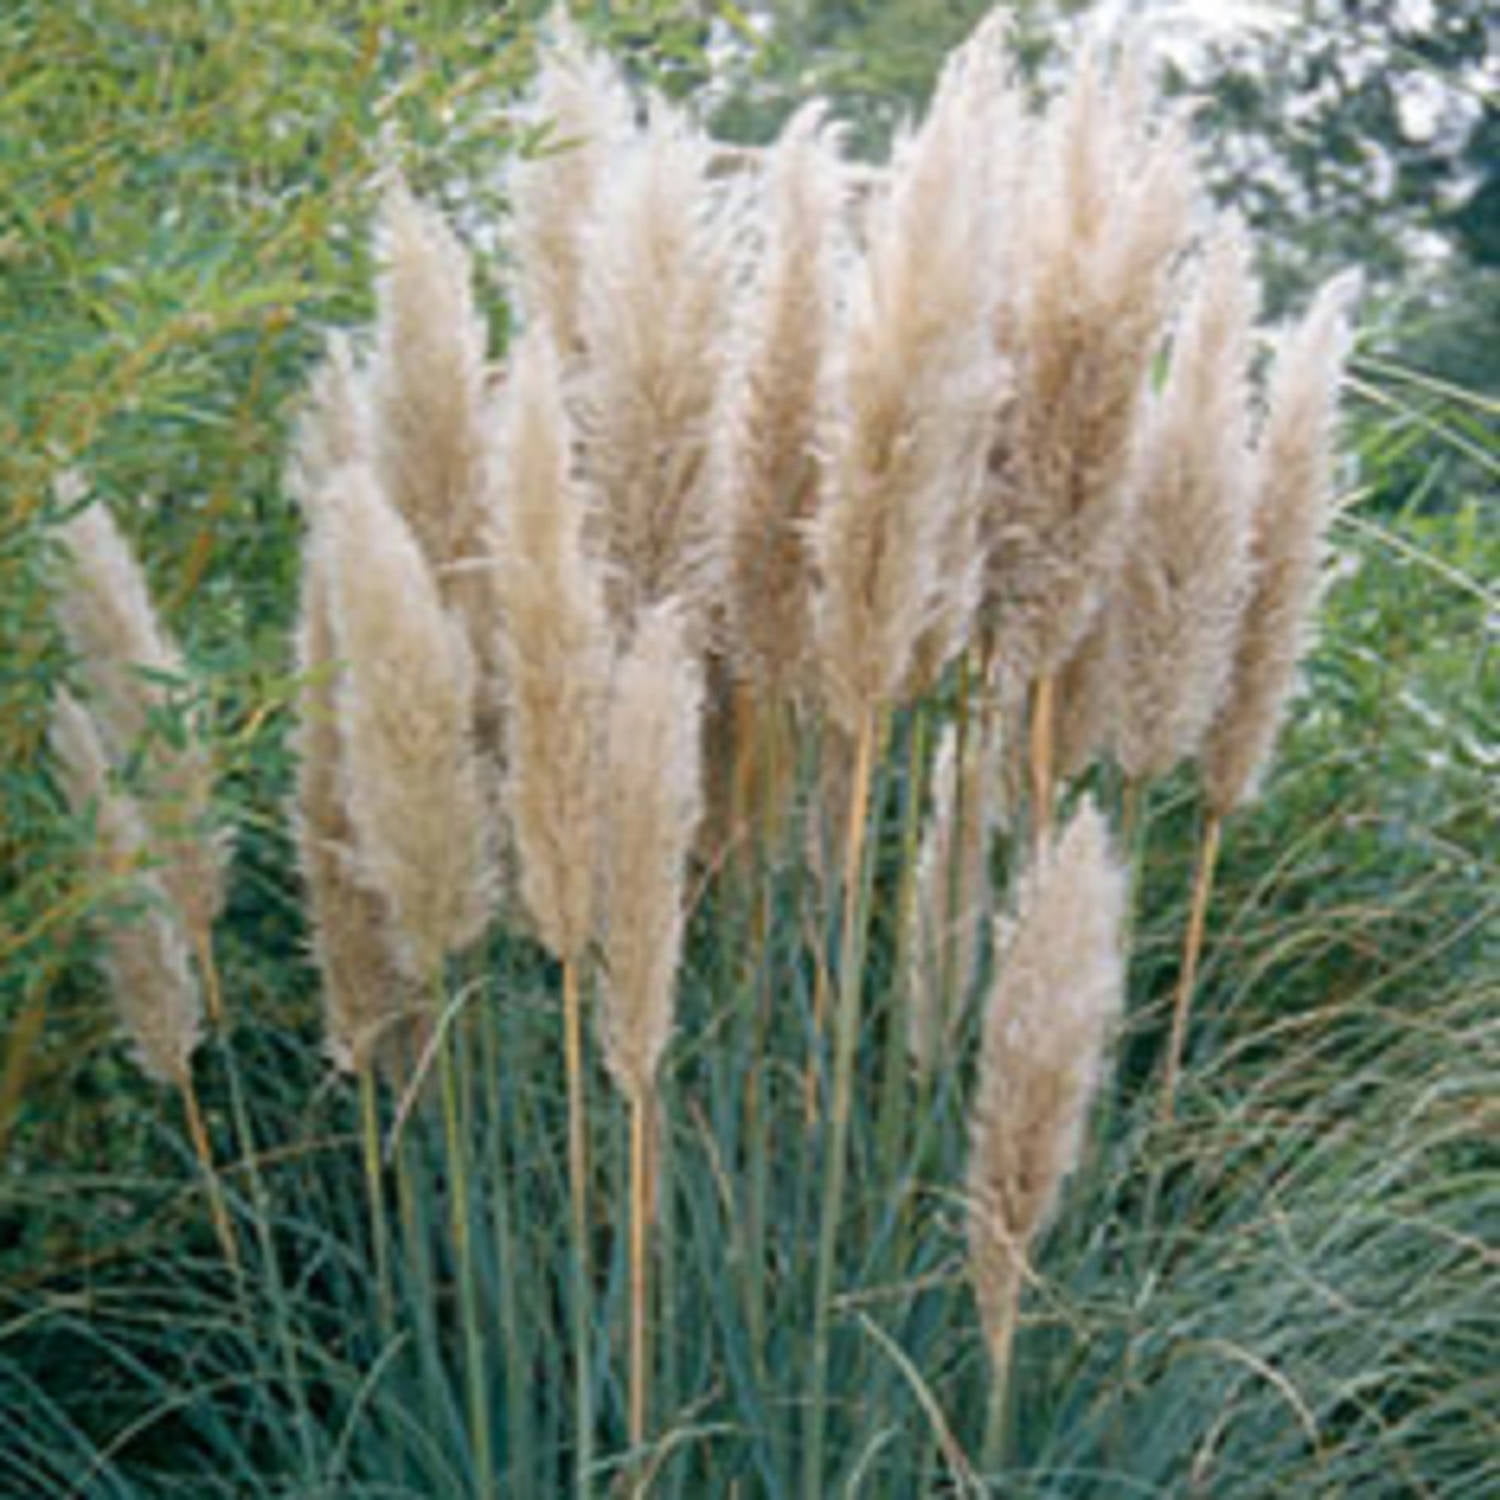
(8, 8, 1493, 1498)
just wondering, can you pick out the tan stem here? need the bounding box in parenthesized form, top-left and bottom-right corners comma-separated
(562, 956, 594, 1495)
(980, 1266, 1022, 1469)
(1160, 814, 1223, 1127)
(178, 1072, 239, 1272)
(194, 924, 223, 1028)
(1029, 675, 1056, 852)
(628, 1088, 652, 1461)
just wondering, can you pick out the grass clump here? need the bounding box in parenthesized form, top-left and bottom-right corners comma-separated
(2, 6, 1493, 1498)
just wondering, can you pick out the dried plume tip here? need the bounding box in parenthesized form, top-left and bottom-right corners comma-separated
(320, 462, 494, 979)
(1110, 215, 1261, 781)
(497, 330, 612, 963)
(966, 798, 1125, 1360)
(50, 690, 203, 1085)
(511, 9, 638, 360)
(811, 22, 1008, 733)
(598, 602, 704, 1104)
(574, 98, 744, 639)
(982, 41, 1194, 692)
(714, 101, 848, 703)
(1202, 269, 1360, 817)
(53, 494, 228, 940)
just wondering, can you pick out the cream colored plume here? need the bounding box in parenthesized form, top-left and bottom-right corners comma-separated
(291, 541, 412, 1074)
(811, 26, 1007, 733)
(496, 330, 612, 963)
(511, 10, 637, 359)
(1111, 218, 1260, 781)
(907, 717, 997, 1080)
(713, 101, 848, 702)
(982, 43, 1194, 692)
(50, 690, 202, 1085)
(53, 498, 227, 940)
(966, 798, 1124, 1358)
(1202, 270, 1359, 816)
(574, 100, 744, 638)
(368, 183, 502, 677)
(598, 602, 704, 1102)
(320, 462, 493, 978)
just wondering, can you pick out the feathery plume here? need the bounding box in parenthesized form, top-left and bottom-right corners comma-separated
(1112, 218, 1260, 781)
(982, 43, 1193, 692)
(50, 691, 202, 1085)
(54, 499, 227, 941)
(811, 29, 1006, 733)
(511, 11, 637, 360)
(1202, 270, 1359, 816)
(597, 602, 704, 1103)
(321, 463, 492, 978)
(288, 336, 416, 1070)
(575, 100, 744, 637)
(967, 798, 1124, 1375)
(714, 102, 848, 702)
(368, 183, 504, 700)
(291, 542, 412, 1073)
(907, 718, 996, 1079)
(496, 330, 612, 962)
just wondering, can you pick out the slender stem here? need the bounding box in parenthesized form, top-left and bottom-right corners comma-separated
(1029, 674, 1056, 852)
(628, 1088, 652, 1464)
(482, 1003, 531, 1492)
(438, 1007, 494, 1500)
(979, 1270, 1021, 1472)
(1160, 814, 1223, 1127)
(178, 1071, 238, 1271)
(358, 1066, 394, 1341)
(804, 708, 878, 1497)
(562, 955, 594, 1498)
(194, 924, 224, 1028)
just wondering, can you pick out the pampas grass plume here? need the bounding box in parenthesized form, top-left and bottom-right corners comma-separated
(714, 101, 847, 701)
(497, 330, 612, 963)
(1203, 269, 1359, 816)
(967, 799, 1124, 1367)
(321, 463, 493, 979)
(1112, 216, 1260, 780)
(811, 26, 1005, 732)
(50, 690, 202, 1085)
(512, 11, 637, 360)
(982, 43, 1193, 690)
(54, 498, 227, 940)
(575, 100, 742, 637)
(598, 602, 704, 1103)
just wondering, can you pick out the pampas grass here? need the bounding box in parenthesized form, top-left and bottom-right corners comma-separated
(714, 101, 847, 709)
(511, 14, 636, 363)
(1162, 270, 1359, 1124)
(318, 462, 492, 980)
(597, 601, 704, 1452)
(49, 689, 236, 1267)
(493, 326, 615, 1491)
(967, 799, 1125, 1458)
(1112, 217, 1260, 783)
(575, 100, 743, 638)
(54, 497, 227, 970)
(254, 11, 1364, 1487)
